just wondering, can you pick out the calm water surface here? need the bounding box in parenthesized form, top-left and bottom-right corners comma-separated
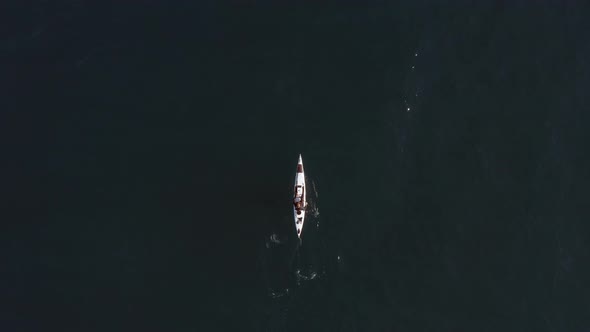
(4, 2, 590, 331)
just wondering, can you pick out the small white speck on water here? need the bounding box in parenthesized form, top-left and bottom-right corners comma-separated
(415, 53, 418, 56)
(412, 66, 415, 69)
(407, 107, 411, 111)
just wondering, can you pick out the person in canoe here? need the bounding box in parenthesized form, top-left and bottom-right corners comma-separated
(294, 197, 302, 210)
(294, 185, 305, 210)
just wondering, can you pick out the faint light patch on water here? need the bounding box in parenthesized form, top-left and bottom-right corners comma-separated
(309, 180, 320, 220)
(269, 288, 289, 299)
(336, 253, 347, 273)
(270, 233, 281, 244)
(311, 180, 319, 199)
(403, 49, 422, 113)
(295, 268, 319, 282)
(389, 48, 424, 157)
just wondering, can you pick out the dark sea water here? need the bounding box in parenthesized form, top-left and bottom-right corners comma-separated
(4, 1, 590, 331)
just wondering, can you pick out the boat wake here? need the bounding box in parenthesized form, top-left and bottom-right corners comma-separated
(270, 233, 281, 244)
(258, 176, 333, 330)
(265, 233, 282, 248)
(268, 288, 289, 299)
(259, 176, 325, 297)
(309, 180, 320, 218)
(295, 268, 321, 282)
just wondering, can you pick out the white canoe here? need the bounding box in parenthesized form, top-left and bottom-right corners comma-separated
(293, 154, 306, 239)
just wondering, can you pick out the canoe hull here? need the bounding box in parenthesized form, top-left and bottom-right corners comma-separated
(293, 154, 306, 239)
